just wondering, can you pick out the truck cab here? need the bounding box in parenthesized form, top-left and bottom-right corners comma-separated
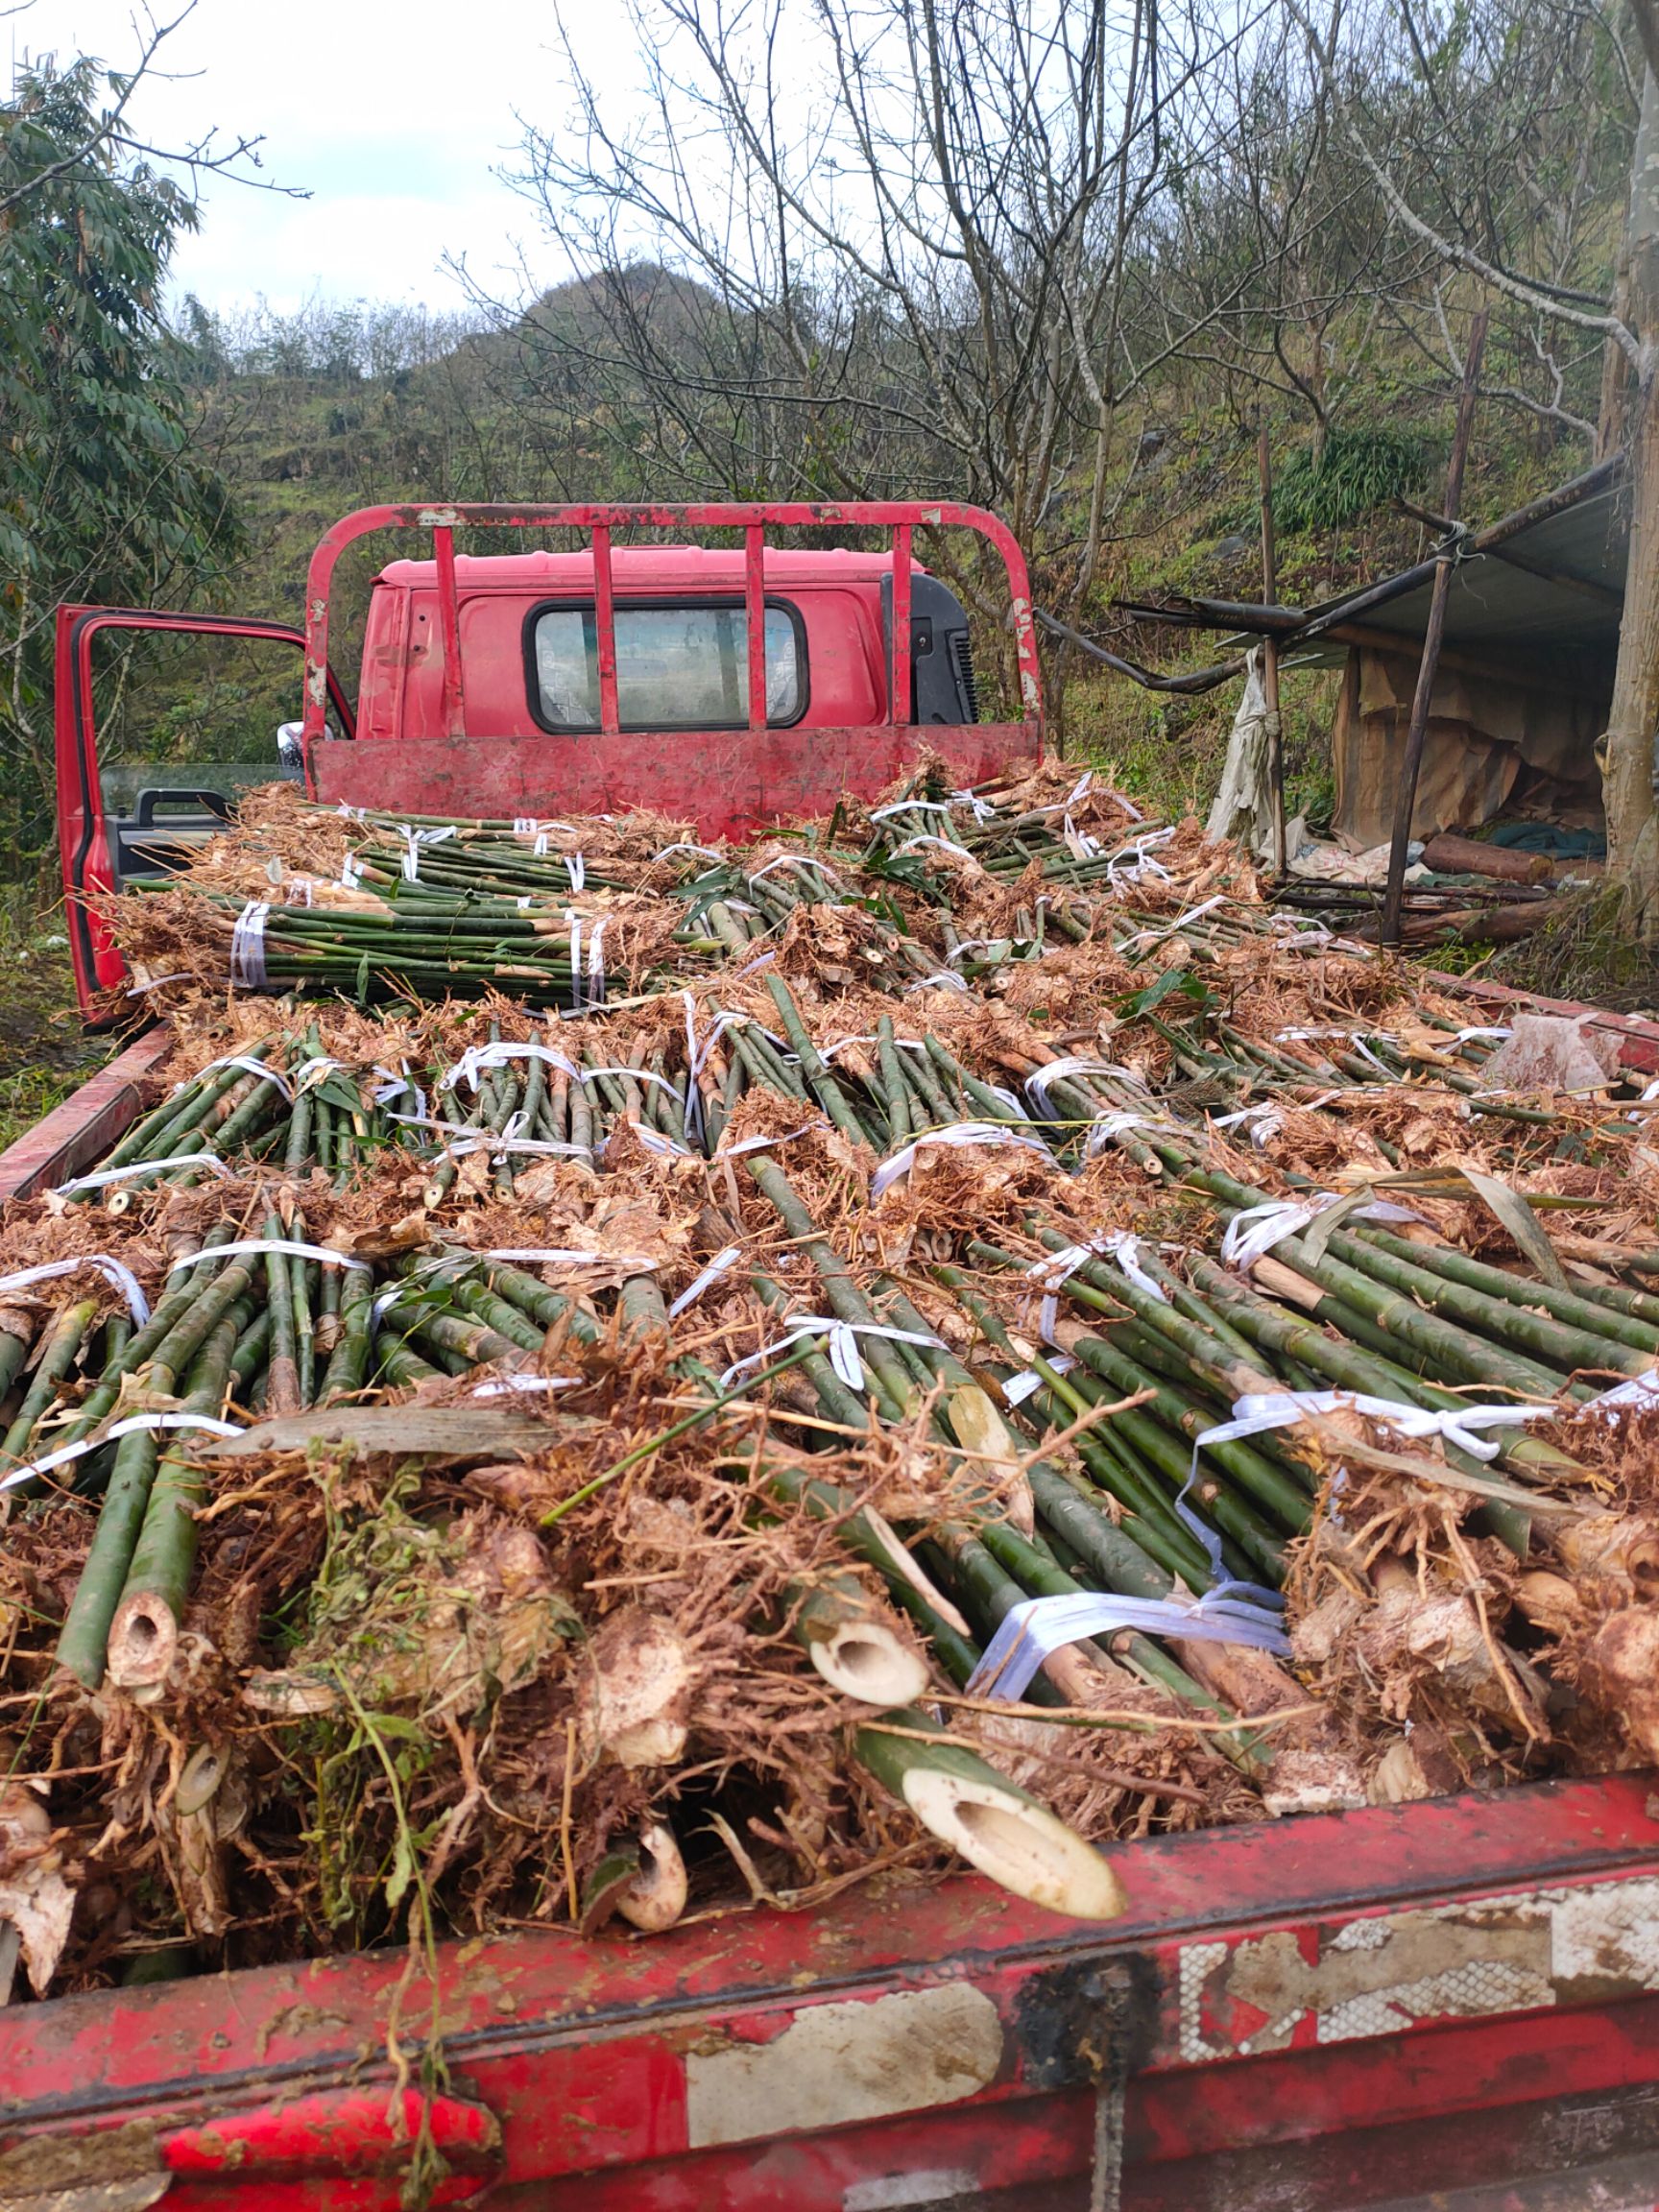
(357, 544, 978, 744)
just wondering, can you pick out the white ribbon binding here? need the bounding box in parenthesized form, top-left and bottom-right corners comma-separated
(470, 1374, 582, 1398)
(1193, 1388, 1554, 1467)
(872, 1121, 1053, 1197)
(1, 1411, 242, 1495)
(1220, 1193, 1427, 1274)
(668, 1245, 742, 1319)
(719, 1315, 946, 1396)
(191, 1054, 294, 1102)
(168, 1239, 372, 1277)
(54, 1153, 231, 1196)
(0, 1256, 151, 1325)
(1583, 1372, 1659, 1419)
(1003, 1351, 1075, 1406)
(401, 825, 457, 881)
(1026, 1237, 1166, 1341)
(966, 1583, 1290, 1699)
(440, 1043, 578, 1094)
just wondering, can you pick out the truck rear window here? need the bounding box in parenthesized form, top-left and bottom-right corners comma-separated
(528, 601, 805, 732)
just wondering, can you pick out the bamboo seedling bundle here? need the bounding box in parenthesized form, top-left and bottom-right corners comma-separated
(5, 758, 1659, 1997)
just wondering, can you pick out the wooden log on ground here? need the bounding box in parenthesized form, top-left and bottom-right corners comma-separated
(1421, 832, 1554, 885)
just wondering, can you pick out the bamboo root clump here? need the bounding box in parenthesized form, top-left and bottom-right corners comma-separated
(5, 757, 1659, 1998)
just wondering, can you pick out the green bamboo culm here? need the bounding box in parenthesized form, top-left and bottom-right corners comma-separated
(104, 1308, 242, 1691)
(56, 1246, 259, 1689)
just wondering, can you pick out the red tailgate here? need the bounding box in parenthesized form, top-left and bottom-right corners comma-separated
(5, 1776, 1659, 2211)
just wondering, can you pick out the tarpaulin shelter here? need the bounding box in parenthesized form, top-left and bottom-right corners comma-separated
(1118, 456, 1626, 850)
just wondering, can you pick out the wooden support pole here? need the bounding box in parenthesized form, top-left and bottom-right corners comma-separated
(1258, 422, 1286, 878)
(1381, 310, 1488, 948)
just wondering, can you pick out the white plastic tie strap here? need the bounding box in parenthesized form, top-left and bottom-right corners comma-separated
(714, 1119, 823, 1161)
(1026, 1237, 1166, 1342)
(0, 1256, 150, 1326)
(441, 1042, 578, 1094)
(54, 1153, 231, 1196)
(1220, 1192, 1426, 1274)
(0, 1411, 242, 1495)
(1062, 813, 1100, 862)
(1584, 1372, 1659, 1419)
(1105, 827, 1176, 890)
(872, 1121, 1053, 1197)
(1193, 1388, 1554, 1467)
(195, 1053, 294, 1102)
(1212, 1103, 1284, 1150)
(946, 937, 1013, 968)
(1085, 1110, 1172, 1159)
(719, 1316, 945, 1397)
(623, 1125, 698, 1159)
(1275, 1025, 1399, 1077)
(401, 824, 457, 880)
(1003, 1352, 1075, 1407)
(229, 902, 270, 989)
(1121, 894, 1228, 950)
(872, 799, 955, 822)
(566, 853, 586, 893)
(587, 915, 608, 1008)
(893, 833, 974, 862)
(1024, 1057, 1138, 1117)
(749, 854, 844, 891)
(580, 1066, 683, 1100)
(168, 1239, 371, 1277)
(292, 1055, 344, 1093)
(444, 1135, 599, 1164)
(470, 1374, 582, 1399)
(967, 1583, 1290, 1699)
(373, 1065, 428, 1125)
(668, 1245, 741, 1319)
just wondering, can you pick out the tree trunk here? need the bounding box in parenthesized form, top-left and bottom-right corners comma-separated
(1603, 63, 1659, 928)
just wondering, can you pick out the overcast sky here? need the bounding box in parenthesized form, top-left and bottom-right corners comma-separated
(10, 0, 615, 310)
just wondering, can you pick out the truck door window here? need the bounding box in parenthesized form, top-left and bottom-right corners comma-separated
(528, 602, 805, 732)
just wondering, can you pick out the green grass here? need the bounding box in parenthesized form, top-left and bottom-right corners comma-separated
(1483, 885, 1659, 1015)
(0, 896, 108, 1153)
(1058, 657, 1341, 830)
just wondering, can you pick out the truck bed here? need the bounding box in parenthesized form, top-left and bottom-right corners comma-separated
(3, 1773, 1657, 2210)
(3, 1032, 1659, 2212)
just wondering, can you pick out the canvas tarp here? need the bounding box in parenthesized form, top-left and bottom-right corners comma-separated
(1331, 647, 1607, 849)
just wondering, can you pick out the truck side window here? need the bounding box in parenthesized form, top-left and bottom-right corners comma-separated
(529, 602, 805, 732)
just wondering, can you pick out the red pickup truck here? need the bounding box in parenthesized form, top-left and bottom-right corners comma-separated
(12, 501, 1659, 2212)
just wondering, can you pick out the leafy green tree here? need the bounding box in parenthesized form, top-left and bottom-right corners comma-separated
(0, 56, 242, 875)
